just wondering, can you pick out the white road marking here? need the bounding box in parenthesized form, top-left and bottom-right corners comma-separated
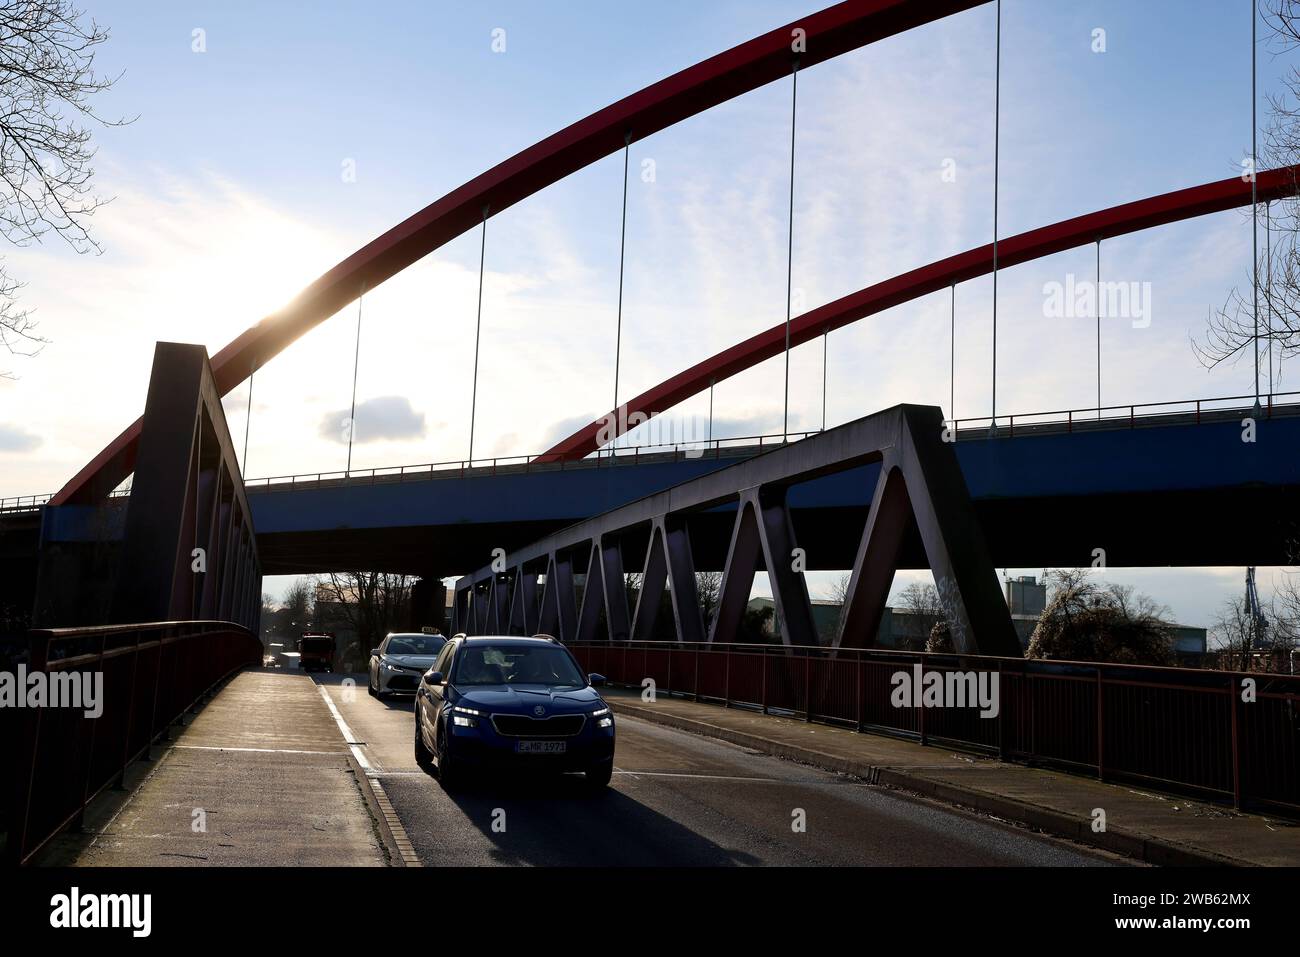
(173, 745, 347, 756)
(315, 683, 373, 771)
(311, 681, 424, 867)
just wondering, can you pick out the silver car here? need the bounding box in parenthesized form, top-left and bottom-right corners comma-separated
(368, 632, 447, 699)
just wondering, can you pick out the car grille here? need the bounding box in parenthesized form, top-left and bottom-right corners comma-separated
(491, 714, 585, 737)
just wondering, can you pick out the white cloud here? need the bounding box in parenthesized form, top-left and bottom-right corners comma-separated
(0, 423, 40, 453)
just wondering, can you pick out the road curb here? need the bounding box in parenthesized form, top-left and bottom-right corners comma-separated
(609, 698, 1241, 868)
(342, 752, 421, 868)
(313, 679, 421, 868)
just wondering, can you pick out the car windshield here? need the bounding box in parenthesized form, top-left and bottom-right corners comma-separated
(385, 636, 445, 656)
(453, 644, 585, 687)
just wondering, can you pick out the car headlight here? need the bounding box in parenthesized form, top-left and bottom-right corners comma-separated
(592, 706, 612, 728)
(381, 660, 400, 673)
(591, 707, 610, 717)
(452, 705, 481, 728)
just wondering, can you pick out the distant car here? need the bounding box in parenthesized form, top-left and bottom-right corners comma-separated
(297, 633, 336, 673)
(414, 635, 614, 789)
(369, 631, 448, 699)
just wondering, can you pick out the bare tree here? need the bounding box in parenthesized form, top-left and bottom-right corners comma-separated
(822, 572, 852, 644)
(1026, 569, 1175, 665)
(281, 578, 314, 627)
(695, 571, 722, 632)
(314, 572, 414, 669)
(1210, 596, 1259, 669)
(1272, 546, 1300, 648)
(894, 581, 944, 651)
(1194, 1, 1300, 379)
(623, 572, 642, 620)
(0, 1, 129, 373)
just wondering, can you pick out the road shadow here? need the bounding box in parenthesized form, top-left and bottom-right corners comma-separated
(398, 769, 762, 866)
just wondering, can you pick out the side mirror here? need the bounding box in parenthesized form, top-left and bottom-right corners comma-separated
(369, 648, 381, 658)
(588, 673, 606, 687)
(425, 670, 444, 685)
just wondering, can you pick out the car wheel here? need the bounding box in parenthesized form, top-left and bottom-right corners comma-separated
(584, 761, 613, 789)
(436, 723, 461, 790)
(413, 707, 436, 774)
(367, 673, 376, 697)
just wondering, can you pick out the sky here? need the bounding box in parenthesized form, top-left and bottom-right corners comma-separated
(0, 0, 1295, 632)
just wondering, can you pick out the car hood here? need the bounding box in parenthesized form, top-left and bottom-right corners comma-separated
(385, 655, 438, 669)
(456, 684, 601, 713)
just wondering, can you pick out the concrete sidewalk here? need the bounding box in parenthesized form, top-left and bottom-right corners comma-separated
(604, 689, 1300, 867)
(41, 669, 388, 866)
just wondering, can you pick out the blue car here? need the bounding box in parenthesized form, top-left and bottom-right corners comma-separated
(413, 635, 615, 788)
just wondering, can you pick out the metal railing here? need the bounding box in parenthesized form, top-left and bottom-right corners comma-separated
(7, 389, 1300, 505)
(240, 429, 824, 493)
(0, 486, 129, 515)
(567, 641, 1300, 815)
(1, 620, 263, 866)
(0, 493, 51, 514)
(948, 390, 1300, 439)
(238, 389, 1300, 491)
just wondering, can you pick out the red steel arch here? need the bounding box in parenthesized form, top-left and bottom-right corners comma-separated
(538, 165, 1300, 461)
(53, 0, 991, 505)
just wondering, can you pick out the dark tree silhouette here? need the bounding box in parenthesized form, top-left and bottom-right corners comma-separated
(1026, 569, 1175, 666)
(0, 1, 128, 374)
(1195, 2, 1300, 382)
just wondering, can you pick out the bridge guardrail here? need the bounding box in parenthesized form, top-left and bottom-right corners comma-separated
(949, 390, 1300, 438)
(1, 620, 263, 866)
(0, 486, 129, 515)
(237, 392, 1300, 493)
(239, 430, 823, 493)
(8, 392, 1300, 506)
(567, 641, 1300, 816)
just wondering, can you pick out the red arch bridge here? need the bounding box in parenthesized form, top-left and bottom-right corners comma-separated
(2, 1, 1299, 866)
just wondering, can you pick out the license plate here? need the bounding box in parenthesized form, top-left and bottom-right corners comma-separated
(516, 740, 566, 754)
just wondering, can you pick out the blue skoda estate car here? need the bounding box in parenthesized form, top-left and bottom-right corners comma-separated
(414, 635, 615, 788)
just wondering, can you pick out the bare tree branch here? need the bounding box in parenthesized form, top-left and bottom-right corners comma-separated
(0, 1, 129, 374)
(1194, 3, 1300, 382)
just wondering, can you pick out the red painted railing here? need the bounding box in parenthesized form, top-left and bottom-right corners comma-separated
(567, 641, 1300, 815)
(1, 621, 263, 865)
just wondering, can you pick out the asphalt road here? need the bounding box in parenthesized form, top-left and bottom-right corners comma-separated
(315, 672, 1121, 867)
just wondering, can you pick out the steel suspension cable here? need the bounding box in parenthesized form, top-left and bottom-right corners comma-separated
(194, 421, 202, 619)
(1253, 0, 1260, 406)
(469, 207, 488, 464)
(346, 287, 364, 475)
(991, 0, 1001, 430)
(1096, 238, 1102, 417)
(242, 361, 255, 472)
(950, 283, 956, 422)
(783, 60, 799, 442)
(1267, 200, 1274, 394)
(708, 379, 714, 443)
(821, 328, 828, 430)
(614, 132, 630, 422)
